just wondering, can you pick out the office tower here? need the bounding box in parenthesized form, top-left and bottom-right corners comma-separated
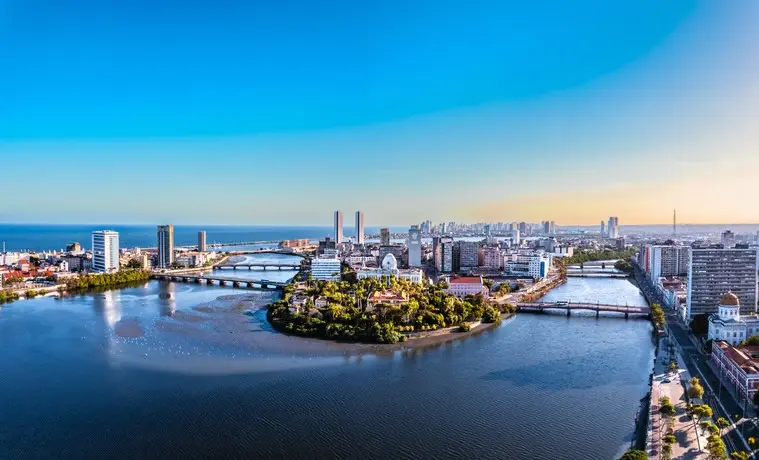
(549, 221, 556, 234)
(607, 217, 619, 239)
(91, 230, 119, 273)
(484, 224, 491, 237)
(441, 222, 447, 234)
(353, 211, 364, 244)
(721, 230, 736, 249)
(518, 222, 527, 235)
(600, 221, 605, 237)
(408, 225, 421, 267)
(334, 211, 344, 244)
(157, 225, 175, 268)
(686, 247, 758, 319)
(458, 241, 479, 271)
(433, 236, 454, 273)
(542, 221, 550, 234)
(380, 228, 391, 246)
(198, 231, 207, 252)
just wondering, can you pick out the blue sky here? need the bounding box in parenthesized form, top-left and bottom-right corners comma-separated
(1, 0, 757, 225)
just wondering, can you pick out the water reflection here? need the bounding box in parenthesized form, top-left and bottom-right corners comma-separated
(92, 289, 120, 328)
(158, 281, 176, 317)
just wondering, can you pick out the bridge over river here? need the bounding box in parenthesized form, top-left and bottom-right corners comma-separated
(154, 273, 288, 290)
(213, 263, 301, 271)
(517, 301, 650, 318)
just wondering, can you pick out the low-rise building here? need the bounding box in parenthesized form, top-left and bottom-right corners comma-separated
(368, 290, 409, 309)
(708, 292, 759, 345)
(444, 276, 489, 298)
(711, 340, 759, 406)
(356, 254, 423, 284)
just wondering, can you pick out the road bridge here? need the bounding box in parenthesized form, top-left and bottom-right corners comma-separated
(517, 301, 649, 318)
(153, 273, 288, 290)
(213, 263, 301, 271)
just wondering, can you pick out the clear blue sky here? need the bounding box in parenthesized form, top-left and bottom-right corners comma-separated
(1, 0, 757, 225)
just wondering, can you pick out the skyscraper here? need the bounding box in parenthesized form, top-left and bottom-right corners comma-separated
(380, 228, 391, 246)
(198, 231, 207, 252)
(600, 221, 605, 237)
(408, 225, 421, 267)
(355, 211, 365, 244)
(721, 230, 736, 249)
(157, 225, 175, 269)
(334, 211, 344, 244)
(607, 217, 619, 238)
(92, 230, 119, 273)
(686, 247, 758, 319)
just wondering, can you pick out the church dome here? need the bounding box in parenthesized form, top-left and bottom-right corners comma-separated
(381, 253, 398, 271)
(721, 292, 740, 306)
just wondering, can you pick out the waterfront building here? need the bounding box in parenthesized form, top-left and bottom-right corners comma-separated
(711, 340, 759, 406)
(504, 251, 551, 279)
(686, 247, 758, 320)
(643, 245, 689, 280)
(457, 241, 480, 273)
(280, 239, 311, 248)
(355, 211, 365, 245)
(157, 225, 175, 269)
(356, 254, 423, 284)
(198, 231, 207, 252)
(481, 246, 503, 270)
(311, 257, 342, 281)
(722, 230, 736, 249)
(708, 292, 759, 345)
(444, 276, 489, 298)
(380, 228, 391, 246)
(91, 230, 119, 273)
(408, 225, 421, 267)
(334, 211, 344, 244)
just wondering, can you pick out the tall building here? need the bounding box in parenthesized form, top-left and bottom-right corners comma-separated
(408, 225, 422, 267)
(518, 222, 527, 235)
(600, 221, 605, 236)
(380, 228, 391, 246)
(481, 246, 503, 270)
(686, 247, 758, 320)
(334, 211, 344, 244)
(311, 258, 341, 281)
(91, 230, 119, 273)
(458, 241, 480, 272)
(354, 211, 365, 245)
(484, 224, 491, 237)
(198, 231, 207, 252)
(433, 236, 454, 273)
(157, 225, 175, 269)
(542, 221, 550, 234)
(549, 221, 556, 235)
(607, 217, 619, 238)
(318, 237, 337, 256)
(721, 230, 736, 249)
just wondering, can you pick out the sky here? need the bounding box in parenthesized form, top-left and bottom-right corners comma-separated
(1, 0, 757, 226)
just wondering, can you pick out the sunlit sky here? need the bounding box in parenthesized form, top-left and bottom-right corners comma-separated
(1, 1, 757, 226)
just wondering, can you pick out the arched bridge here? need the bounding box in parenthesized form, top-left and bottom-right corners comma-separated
(154, 273, 288, 290)
(213, 263, 302, 271)
(516, 301, 650, 318)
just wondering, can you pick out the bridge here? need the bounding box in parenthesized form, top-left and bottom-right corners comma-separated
(213, 263, 302, 271)
(565, 272, 630, 278)
(153, 273, 288, 290)
(516, 301, 650, 318)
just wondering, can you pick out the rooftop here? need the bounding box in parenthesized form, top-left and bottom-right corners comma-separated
(449, 276, 483, 285)
(716, 341, 759, 375)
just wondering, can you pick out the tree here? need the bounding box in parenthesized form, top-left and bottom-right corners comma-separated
(748, 436, 756, 448)
(706, 434, 727, 460)
(482, 278, 494, 289)
(124, 258, 143, 269)
(659, 396, 676, 416)
(689, 377, 705, 400)
(618, 450, 648, 460)
(663, 434, 676, 445)
(650, 303, 665, 327)
(716, 417, 729, 434)
(668, 362, 678, 374)
(743, 335, 759, 346)
(692, 404, 713, 426)
(731, 452, 750, 460)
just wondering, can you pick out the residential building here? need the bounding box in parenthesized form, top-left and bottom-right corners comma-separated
(157, 225, 175, 269)
(444, 276, 489, 298)
(504, 251, 552, 279)
(600, 221, 605, 236)
(311, 258, 342, 281)
(481, 246, 503, 270)
(686, 247, 758, 320)
(334, 211, 344, 244)
(458, 241, 480, 272)
(607, 216, 619, 238)
(708, 292, 759, 345)
(408, 225, 421, 267)
(198, 231, 207, 252)
(552, 246, 574, 258)
(280, 239, 311, 248)
(91, 230, 119, 273)
(356, 254, 423, 284)
(711, 340, 759, 406)
(380, 228, 391, 246)
(433, 236, 454, 273)
(722, 230, 737, 249)
(355, 211, 365, 245)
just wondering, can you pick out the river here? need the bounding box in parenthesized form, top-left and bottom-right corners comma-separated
(0, 259, 653, 460)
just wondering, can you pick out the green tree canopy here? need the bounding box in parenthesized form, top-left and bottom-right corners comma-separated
(618, 450, 648, 460)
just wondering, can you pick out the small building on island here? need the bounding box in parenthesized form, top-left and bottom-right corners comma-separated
(368, 290, 409, 310)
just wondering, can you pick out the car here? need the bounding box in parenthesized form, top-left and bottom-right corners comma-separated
(662, 378, 671, 383)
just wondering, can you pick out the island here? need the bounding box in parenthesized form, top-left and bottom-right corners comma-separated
(267, 274, 515, 345)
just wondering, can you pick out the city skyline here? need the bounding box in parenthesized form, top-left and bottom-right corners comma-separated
(2, 1, 758, 225)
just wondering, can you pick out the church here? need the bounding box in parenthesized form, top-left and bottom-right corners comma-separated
(707, 292, 759, 345)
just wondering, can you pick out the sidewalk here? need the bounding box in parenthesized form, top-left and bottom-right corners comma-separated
(648, 340, 707, 459)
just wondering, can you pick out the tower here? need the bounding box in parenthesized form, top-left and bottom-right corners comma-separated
(334, 211, 344, 244)
(354, 211, 364, 245)
(673, 209, 677, 239)
(157, 225, 175, 268)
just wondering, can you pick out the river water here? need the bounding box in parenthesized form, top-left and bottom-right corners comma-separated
(0, 259, 653, 460)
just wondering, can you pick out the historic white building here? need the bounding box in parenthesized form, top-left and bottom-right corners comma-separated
(357, 254, 423, 284)
(708, 292, 759, 345)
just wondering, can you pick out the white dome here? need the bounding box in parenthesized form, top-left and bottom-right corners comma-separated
(381, 253, 398, 271)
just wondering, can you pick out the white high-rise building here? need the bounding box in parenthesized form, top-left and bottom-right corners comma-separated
(355, 211, 365, 244)
(157, 225, 175, 269)
(334, 211, 344, 244)
(607, 217, 619, 238)
(408, 225, 421, 267)
(311, 258, 341, 281)
(92, 230, 119, 273)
